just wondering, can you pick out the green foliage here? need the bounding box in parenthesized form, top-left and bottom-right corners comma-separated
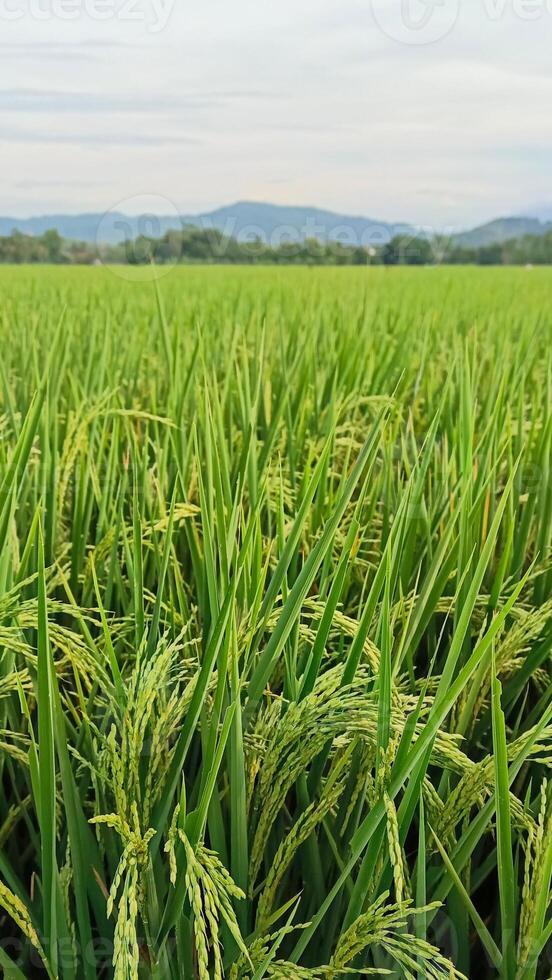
(0, 265, 551, 978)
(381, 235, 433, 265)
(0, 228, 371, 267)
(4, 225, 552, 266)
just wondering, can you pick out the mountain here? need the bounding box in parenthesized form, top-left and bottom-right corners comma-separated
(0, 212, 184, 245)
(452, 216, 552, 248)
(0, 202, 414, 246)
(3, 202, 552, 249)
(192, 202, 414, 246)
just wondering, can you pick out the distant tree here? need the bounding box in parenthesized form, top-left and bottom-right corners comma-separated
(477, 243, 504, 265)
(382, 235, 433, 266)
(42, 229, 63, 262)
(155, 230, 182, 263)
(351, 245, 369, 265)
(3, 224, 552, 267)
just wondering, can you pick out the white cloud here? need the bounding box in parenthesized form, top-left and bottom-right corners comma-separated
(1, 0, 551, 225)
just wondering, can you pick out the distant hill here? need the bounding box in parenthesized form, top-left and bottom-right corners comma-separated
(0, 202, 414, 246)
(452, 216, 552, 248)
(3, 202, 552, 250)
(192, 202, 414, 246)
(0, 212, 183, 245)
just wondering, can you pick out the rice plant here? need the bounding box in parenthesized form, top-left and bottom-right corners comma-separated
(0, 264, 551, 978)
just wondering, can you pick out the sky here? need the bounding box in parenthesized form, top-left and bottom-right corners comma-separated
(1, 0, 551, 230)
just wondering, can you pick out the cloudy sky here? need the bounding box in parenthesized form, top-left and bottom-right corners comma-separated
(1, 0, 551, 229)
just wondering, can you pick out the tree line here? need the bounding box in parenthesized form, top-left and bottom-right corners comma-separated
(2, 225, 552, 266)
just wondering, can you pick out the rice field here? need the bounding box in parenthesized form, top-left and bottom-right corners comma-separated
(0, 264, 552, 979)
